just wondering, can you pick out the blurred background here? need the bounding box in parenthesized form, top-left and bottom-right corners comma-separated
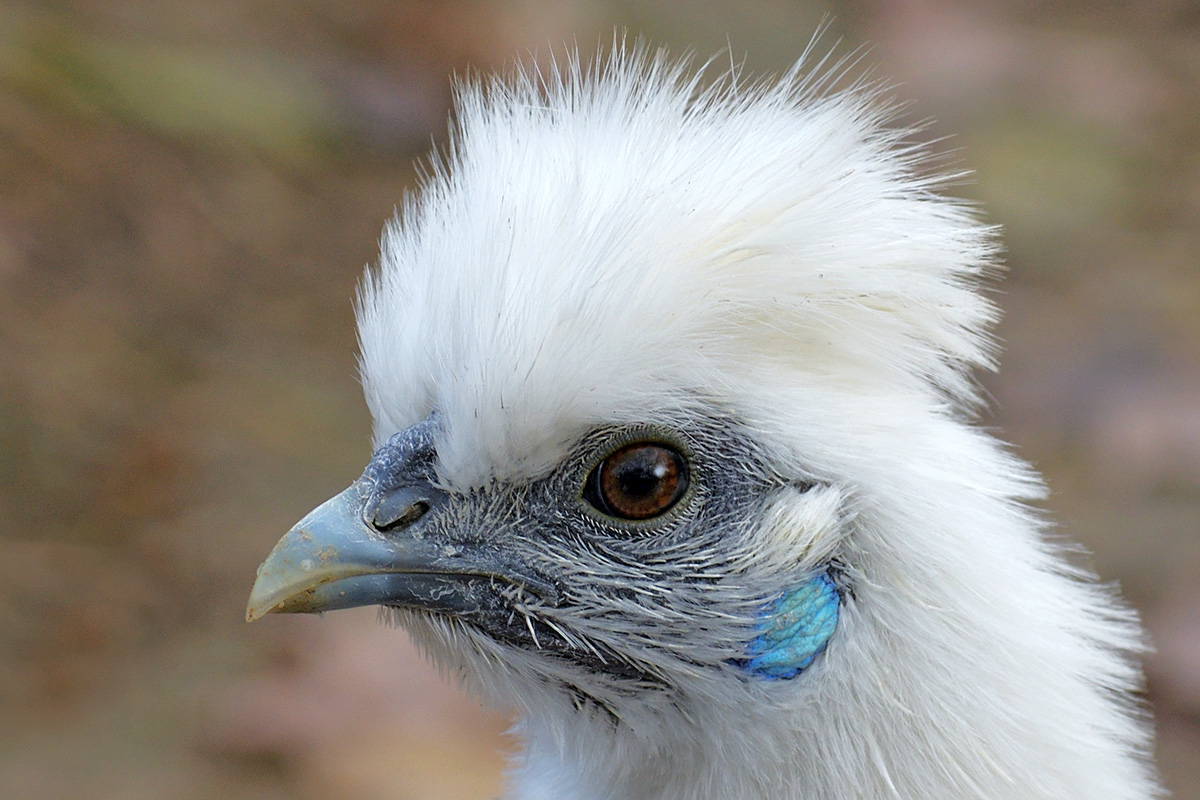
(2, 1, 1198, 797)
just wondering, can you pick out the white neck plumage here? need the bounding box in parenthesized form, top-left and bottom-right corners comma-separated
(499, 474, 1157, 800)
(506, 631, 1153, 800)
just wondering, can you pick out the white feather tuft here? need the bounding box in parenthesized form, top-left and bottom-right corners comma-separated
(357, 41, 999, 489)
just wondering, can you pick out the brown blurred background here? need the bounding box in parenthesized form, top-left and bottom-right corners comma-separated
(2, 1, 1198, 797)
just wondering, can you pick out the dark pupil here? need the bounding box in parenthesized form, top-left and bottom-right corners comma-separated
(617, 458, 662, 499)
(594, 443, 686, 520)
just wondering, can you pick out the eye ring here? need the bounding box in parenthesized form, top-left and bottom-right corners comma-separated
(582, 441, 690, 521)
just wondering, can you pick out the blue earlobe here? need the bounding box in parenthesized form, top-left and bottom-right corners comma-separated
(741, 571, 840, 680)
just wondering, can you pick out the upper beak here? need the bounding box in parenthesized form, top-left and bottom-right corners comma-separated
(247, 461, 557, 622)
(246, 480, 453, 621)
(247, 420, 560, 623)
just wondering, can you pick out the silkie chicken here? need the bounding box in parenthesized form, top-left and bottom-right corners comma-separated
(246, 43, 1160, 800)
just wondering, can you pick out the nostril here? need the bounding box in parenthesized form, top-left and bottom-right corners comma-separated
(373, 500, 430, 532)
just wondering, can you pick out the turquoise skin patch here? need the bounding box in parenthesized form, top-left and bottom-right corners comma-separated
(742, 572, 839, 680)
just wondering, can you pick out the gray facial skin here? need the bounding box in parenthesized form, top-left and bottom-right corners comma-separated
(247, 411, 830, 699)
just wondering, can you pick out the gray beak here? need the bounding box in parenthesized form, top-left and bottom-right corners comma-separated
(246, 421, 556, 623)
(247, 481, 453, 621)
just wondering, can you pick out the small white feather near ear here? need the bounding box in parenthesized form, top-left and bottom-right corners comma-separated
(744, 484, 852, 576)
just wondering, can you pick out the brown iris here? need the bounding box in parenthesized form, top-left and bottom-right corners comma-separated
(584, 442, 689, 521)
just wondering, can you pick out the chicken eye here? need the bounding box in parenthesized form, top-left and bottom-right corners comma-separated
(584, 442, 689, 521)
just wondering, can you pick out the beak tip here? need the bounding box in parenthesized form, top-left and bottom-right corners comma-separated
(246, 573, 287, 622)
(245, 591, 272, 622)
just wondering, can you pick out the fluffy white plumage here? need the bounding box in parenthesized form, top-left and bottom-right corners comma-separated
(343, 43, 1160, 799)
